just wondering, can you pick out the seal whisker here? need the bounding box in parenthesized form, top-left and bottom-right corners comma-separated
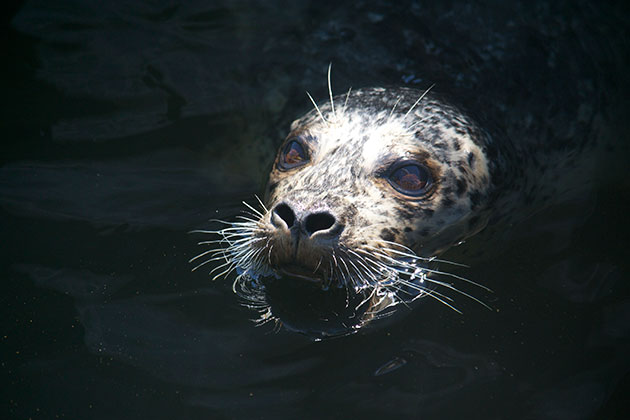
(419, 277, 492, 310)
(351, 249, 391, 274)
(375, 253, 492, 292)
(337, 254, 352, 282)
(191, 260, 231, 280)
(327, 260, 335, 289)
(232, 274, 248, 296)
(419, 267, 491, 292)
(342, 256, 364, 290)
(195, 239, 235, 249)
(414, 289, 463, 314)
(253, 194, 269, 214)
(408, 115, 432, 131)
(369, 240, 469, 267)
(212, 231, 260, 242)
(188, 226, 235, 235)
(189, 249, 226, 263)
(364, 289, 402, 316)
(207, 256, 236, 275)
(215, 231, 261, 240)
(343, 87, 352, 111)
(266, 243, 274, 264)
(191, 257, 223, 272)
(242, 200, 265, 218)
(238, 211, 264, 221)
(387, 277, 458, 310)
(313, 256, 323, 274)
(353, 248, 399, 271)
(211, 225, 261, 233)
(226, 236, 264, 246)
(197, 236, 262, 248)
(306, 91, 328, 126)
(358, 253, 395, 282)
(342, 274, 352, 309)
(218, 235, 256, 244)
(200, 254, 240, 265)
(355, 285, 379, 312)
(222, 245, 260, 270)
(207, 218, 260, 227)
(346, 249, 384, 285)
(392, 277, 449, 302)
(235, 215, 263, 224)
(327, 63, 336, 121)
(341, 254, 368, 289)
(402, 83, 434, 121)
(218, 221, 262, 229)
(351, 245, 492, 311)
(331, 249, 339, 268)
(337, 266, 351, 296)
(196, 239, 235, 245)
(220, 237, 253, 252)
(388, 96, 403, 122)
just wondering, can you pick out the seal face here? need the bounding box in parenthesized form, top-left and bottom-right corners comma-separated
(194, 86, 496, 338)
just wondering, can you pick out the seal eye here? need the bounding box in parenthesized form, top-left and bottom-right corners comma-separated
(278, 140, 309, 170)
(388, 163, 432, 196)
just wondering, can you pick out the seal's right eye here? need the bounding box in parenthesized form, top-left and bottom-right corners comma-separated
(278, 139, 309, 170)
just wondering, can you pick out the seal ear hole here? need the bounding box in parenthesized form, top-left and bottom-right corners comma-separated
(273, 203, 296, 228)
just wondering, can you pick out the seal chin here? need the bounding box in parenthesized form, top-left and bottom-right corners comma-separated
(260, 273, 372, 338)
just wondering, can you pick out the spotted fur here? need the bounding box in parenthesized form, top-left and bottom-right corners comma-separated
(266, 87, 493, 258)
(193, 86, 496, 337)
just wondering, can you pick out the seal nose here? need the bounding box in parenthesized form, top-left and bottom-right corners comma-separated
(271, 203, 296, 229)
(271, 203, 343, 239)
(304, 211, 336, 236)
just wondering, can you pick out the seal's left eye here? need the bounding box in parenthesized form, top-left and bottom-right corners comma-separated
(388, 163, 432, 196)
(278, 140, 309, 170)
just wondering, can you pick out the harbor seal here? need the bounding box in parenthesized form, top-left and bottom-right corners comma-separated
(191, 76, 512, 338)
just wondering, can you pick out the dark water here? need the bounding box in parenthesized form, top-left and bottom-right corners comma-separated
(2, 1, 630, 419)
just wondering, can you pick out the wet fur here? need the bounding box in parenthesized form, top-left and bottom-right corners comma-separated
(192, 82, 496, 334)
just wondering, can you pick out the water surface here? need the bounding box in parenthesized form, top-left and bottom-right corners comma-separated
(2, 1, 629, 419)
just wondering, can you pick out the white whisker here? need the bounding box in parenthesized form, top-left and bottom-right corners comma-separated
(421, 267, 491, 292)
(419, 290, 462, 314)
(189, 248, 225, 263)
(242, 200, 265, 218)
(327, 63, 336, 121)
(191, 188, 491, 335)
(235, 215, 262, 224)
(388, 96, 403, 122)
(343, 87, 352, 111)
(369, 241, 469, 267)
(254, 194, 269, 213)
(306, 91, 328, 126)
(421, 277, 492, 310)
(403, 83, 434, 121)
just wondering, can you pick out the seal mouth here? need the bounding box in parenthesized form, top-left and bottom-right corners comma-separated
(259, 268, 373, 339)
(277, 264, 323, 284)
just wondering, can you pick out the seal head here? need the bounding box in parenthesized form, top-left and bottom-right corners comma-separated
(195, 86, 496, 338)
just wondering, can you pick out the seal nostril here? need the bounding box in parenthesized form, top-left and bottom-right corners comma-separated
(304, 212, 336, 236)
(273, 203, 296, 228)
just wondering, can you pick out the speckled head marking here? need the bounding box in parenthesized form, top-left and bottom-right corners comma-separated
(192, 84, 495, 338)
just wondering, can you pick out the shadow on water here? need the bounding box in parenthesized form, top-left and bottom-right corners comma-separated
(2, 1, 630, 419)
